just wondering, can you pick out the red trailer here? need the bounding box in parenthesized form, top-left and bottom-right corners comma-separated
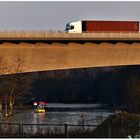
(82, 20, 139, 32)
(66, 20, 139, 33)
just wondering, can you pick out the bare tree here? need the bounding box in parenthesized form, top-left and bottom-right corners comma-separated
(0, 55, 33, 116)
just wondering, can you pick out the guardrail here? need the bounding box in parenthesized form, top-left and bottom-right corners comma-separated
(0, 31, 139, 40)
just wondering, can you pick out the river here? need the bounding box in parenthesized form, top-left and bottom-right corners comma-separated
(1, 103, 113, 125)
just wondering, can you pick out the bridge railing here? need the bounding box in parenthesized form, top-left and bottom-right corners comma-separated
(0, 30, 139, 39)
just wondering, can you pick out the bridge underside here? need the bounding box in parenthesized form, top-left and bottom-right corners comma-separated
(0, 39, 139, 44)
(0, 42, 140, 74)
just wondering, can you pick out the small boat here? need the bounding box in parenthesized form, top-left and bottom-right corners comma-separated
(34, 101, 46, 113)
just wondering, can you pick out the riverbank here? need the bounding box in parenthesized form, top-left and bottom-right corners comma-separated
(0, 122, 98, 138)
(92, 112, 140, 138)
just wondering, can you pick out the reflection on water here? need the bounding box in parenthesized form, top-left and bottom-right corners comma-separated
(1, 104, 113, 125)
(33, 113, 46, 124)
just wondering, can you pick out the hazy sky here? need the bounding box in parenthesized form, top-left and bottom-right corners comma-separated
(0, 1, 140, 30)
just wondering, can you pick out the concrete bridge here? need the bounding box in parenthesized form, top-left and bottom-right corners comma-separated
(0, 41, 140, 74)
(0, 31, 139, 74)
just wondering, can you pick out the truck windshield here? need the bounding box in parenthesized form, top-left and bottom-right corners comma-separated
(66, 25, 74, 30)
(66, 25, 70, 30)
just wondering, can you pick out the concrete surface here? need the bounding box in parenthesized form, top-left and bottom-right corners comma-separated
(0, 42, 140, 74)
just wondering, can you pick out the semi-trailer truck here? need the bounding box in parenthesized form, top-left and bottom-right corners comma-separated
(66, 20, 139, 33)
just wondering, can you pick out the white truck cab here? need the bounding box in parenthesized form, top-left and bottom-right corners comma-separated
(66, 21, 82, 33)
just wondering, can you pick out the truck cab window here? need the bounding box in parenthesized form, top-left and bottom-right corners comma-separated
(70, 25, 74, 29)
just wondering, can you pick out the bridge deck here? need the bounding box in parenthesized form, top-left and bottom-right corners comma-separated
(0, 31, 140, 41)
